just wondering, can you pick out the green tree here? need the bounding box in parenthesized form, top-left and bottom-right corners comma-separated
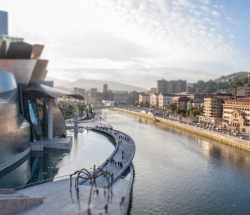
(169, 103, 177, 113)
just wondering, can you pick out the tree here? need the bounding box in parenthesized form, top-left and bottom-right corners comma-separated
(177, 109, 187, 117)
(169, 103, 177, 113)
(187, 106, 203, 117)
(145, 101, 150, 108)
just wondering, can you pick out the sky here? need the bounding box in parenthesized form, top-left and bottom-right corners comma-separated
(0, 0, 250, 88)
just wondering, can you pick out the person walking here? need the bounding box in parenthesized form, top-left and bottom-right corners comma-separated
(104, 204, 108, 213)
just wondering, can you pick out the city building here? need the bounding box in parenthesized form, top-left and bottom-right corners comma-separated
(186, 93, 212, 109)
(157, 80, 166, 94)
(157, 79, 186, 94)
(158, 93, 172, 109)
(86, 88, 97, 104)
(150, 93, 159, 108)
(102, 84, 112, 100)
(128, 91, 139, 105)
(74, 87, 85, 100)
(174, 80, 186, 93)
(199, 93, 233, 126)
(170, 96, 189, 110)
(96, 92, 103, 103)
(191, 93, 213, 104)
(223, 99, 250, 133)
(237, 86, 250, 98)
(113, 91, 129, 103)
(139, 93, 150, 106)
(103, 84, 108, 93)
(0, 10, 8, 35)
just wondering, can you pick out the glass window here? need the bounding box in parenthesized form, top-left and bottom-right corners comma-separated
(28, 99, 43, 140)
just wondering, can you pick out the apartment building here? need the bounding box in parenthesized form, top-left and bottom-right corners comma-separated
(223, 99, 250, 133)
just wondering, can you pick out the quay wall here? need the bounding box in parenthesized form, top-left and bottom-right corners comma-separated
(113, 108, 250, 152)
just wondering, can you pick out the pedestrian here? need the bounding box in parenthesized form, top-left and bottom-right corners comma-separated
(104, 190, 106, 197)
(88, 208, 91, 215)
(120, 196, 125, 205)
(104, 204, 108, 213)
(96, 189, 99, 195)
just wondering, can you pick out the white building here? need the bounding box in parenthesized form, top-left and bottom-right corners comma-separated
(150, 93, 159, 108)
(139, 93, 150, 106)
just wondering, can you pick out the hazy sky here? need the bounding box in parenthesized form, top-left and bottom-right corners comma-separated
(1, 0, 250, 88)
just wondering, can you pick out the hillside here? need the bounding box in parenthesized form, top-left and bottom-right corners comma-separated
(191, 71, 250, 93)
(215, 71, 249, 83)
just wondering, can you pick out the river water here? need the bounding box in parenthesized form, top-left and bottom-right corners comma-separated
(0, 130, 114, 188)
(1, 110, 250, 215)
(102, 110, 250, 215)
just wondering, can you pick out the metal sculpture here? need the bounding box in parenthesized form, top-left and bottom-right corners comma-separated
(70, 165, 114, 212)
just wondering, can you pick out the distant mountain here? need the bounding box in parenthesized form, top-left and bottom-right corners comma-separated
(48, 78, 71, 87)
(47, 78, 147, 92)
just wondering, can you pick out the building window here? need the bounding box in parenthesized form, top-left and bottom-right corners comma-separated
(28, 99, 43, 141)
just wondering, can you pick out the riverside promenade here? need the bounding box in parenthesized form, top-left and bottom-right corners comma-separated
(113, 108, 250, 152)
(2, 123, 135, 215)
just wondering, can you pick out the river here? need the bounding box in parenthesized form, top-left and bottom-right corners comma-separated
(1, 109, 250, 215)
(0, 130, 114, 188)
(102, 110, 250, 215)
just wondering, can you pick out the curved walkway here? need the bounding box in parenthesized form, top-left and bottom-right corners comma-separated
(13, 124, 135, 215)
(89, 126, 136, 184)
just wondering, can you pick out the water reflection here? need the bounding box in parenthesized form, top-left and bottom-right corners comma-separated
(0, 130, 114, 188)
(0, 158, 31, 188)
(103, 110, 250, 215)
(136, 115, 250, 177)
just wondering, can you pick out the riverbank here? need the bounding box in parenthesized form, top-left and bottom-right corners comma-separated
(113, 108, 250, 152)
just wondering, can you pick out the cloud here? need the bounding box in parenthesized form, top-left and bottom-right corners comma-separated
(0, 0, 246, 88)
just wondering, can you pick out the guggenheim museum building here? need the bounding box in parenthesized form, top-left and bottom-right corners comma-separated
(0, 12, 72, 173)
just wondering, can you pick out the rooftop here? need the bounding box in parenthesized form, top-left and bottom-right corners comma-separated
(226, 99, 250, 103)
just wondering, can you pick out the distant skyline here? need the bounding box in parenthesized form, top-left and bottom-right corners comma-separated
(1, 0, 250, 88)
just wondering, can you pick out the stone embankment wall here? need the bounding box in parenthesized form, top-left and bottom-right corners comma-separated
(114, 108, 250, 152)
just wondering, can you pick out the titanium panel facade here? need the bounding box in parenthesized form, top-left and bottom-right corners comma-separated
(0, 59, 48, 85)
(52, 101, 67, 136)
(0, 36, 69, 171)
(0, 71, 29, 165)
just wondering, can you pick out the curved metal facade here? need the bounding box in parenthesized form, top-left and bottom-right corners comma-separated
(0, 71, 29, 165)
(0, 38, 69, 172)
(0, 59, 48, 85)
(0, 71, 17, 93)
(52, 101, 67, 137)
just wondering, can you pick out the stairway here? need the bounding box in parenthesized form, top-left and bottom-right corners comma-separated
(0, 189, 44, 215)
